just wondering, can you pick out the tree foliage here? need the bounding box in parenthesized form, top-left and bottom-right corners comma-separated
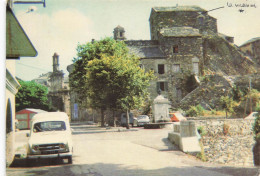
(220, 96, 236, 118)
(15, 80, 52, 112)
(253, 112, 260, 141)
(69, 38, 154, 127)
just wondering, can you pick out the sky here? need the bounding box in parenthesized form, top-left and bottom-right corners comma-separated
(3, 0, 260, 81)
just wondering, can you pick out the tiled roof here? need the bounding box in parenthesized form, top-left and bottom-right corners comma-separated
(153, 6, 206, 12)
(240, 37, 260, 47)
(24, 108, 47, 113)
(127, 46, 166, 58)
(160, 27, 201, 37)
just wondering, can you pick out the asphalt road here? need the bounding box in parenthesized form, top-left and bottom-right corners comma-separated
(6, 124, 260, 176)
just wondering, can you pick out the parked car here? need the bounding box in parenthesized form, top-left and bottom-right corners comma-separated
(169, 112, 187, 122)
(120, 112, 134, 127)
(26, 112, 73, 164)
(245, 112, 259, 119)
(134, 115, 150, 127)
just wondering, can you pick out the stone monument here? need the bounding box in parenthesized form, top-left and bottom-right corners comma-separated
(152, 92, 170, 123)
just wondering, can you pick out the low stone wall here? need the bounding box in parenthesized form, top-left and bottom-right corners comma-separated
(194, 119, 256, 166)
(168, 121, 201, 153)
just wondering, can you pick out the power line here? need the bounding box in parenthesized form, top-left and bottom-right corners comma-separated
(16, 62, 50, 72)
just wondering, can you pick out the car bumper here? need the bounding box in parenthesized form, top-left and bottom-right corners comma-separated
(137, 122, 149, 126)
(27, 152, 72, 159)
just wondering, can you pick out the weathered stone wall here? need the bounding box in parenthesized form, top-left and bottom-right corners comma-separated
(150, 9, 217, 40)
(234, 74, 260, 91)
(179, 75, 232, 110)
(127, 37, 203, 102)
(203, 35, 256, 75)
(194, 119, 256, 166)
(125, 40, 158, 46)
(159, 36, 203, 103)
(240, 39, 260, 64)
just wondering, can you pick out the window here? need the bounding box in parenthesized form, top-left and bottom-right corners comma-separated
(120, 32, 123, 37)
(157, 82, 168, 92)
(198, 17, 204, 26)
(193, 62, 199, 74)
(158, 64, 165, 74)
(176, 88, 182, 101)
(173, 64, 180, 73)
(33, 121, 66, 132)
(173, 46, 178, 53)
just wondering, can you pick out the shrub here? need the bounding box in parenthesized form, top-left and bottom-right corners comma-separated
(255, 103, 260, 112)
(210, 109, 217, 115)
(253, 112, 260, 141)
(186, 106, 198, 117)
(223, 123, 230, 135)
(196, 141, 208, 162)
(197, 126, 207, 137)
(196, 104, 205, 116)
(186, 105, 205, 117)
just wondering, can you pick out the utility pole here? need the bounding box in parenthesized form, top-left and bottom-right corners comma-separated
(249, 77, 252, 113)
(244, 76, 252, 118)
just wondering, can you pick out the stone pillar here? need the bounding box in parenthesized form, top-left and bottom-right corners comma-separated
(168, 121, 201, 153)
(152, 95, 170, 122)
(180, 121, 197, 137)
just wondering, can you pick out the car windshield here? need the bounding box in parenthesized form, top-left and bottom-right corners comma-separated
(33, 121, 66, 132)
(138, 116, 147, 119)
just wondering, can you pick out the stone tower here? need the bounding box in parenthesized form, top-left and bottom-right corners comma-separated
(149, 6, 218, 40)
(113, 25, 126, 40)
(49, 52, 64, 92)
(53, 52, 60, 72)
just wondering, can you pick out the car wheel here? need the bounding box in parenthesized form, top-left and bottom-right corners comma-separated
(68, 156, 72, 164)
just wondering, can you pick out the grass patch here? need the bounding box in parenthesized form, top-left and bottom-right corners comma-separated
(196, 141, 208, 162)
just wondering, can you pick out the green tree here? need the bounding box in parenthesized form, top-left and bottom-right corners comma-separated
(15, 80, 52, 111)
(69, 38, 154, 128)
(220, 96, 236, 118)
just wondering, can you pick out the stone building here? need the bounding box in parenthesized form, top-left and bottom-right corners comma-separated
(33, 72, 52, 87)
(114, 6, 212, 105)
(240, 37, 260, 64)
(113, 5, 256, 108)
(48, 53, 71, 117)
(6, 2, 37, 165)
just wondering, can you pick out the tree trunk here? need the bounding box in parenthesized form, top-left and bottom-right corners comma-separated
(126, 109, 130, 129)
(113, 110, 116, 127)
(101, 108, 105, 127)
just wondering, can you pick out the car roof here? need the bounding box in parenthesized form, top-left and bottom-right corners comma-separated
(32, 112, 69, 123)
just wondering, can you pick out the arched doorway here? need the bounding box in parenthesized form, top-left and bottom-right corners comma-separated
(6, 98, 14, 166)
(6, 99, 13, 134)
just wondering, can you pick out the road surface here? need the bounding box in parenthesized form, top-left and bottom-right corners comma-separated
(6, 124, 260, 176)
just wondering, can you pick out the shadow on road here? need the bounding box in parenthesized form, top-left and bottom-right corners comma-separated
(159, 138, 180, 151)
(71, 127, 139, 135)
(10, 158, 71, 168)
(7, 162, 260, 176)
